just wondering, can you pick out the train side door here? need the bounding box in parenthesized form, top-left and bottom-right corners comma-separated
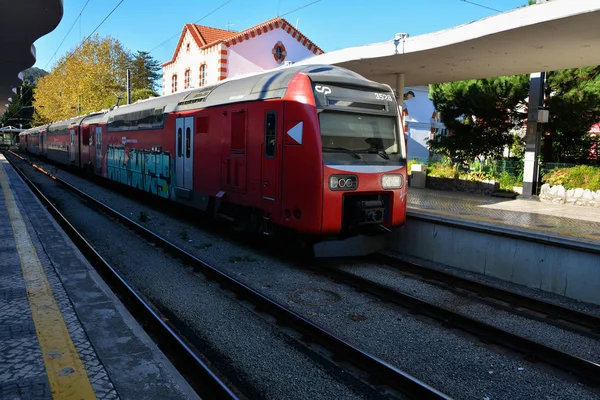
(261, 109, 282, 201)
(175, 116, 194, 198)
(69, 129, 76, 162)
(95, 127, 102, 173)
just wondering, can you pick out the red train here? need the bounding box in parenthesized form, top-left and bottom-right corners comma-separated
(19, 64, 408, 256)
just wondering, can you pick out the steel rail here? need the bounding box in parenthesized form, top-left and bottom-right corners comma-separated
(372, 253, 600, 335)
(3, 152, 240, 400)
(6, 151, 452, 400)
(308, 262, 600, 388)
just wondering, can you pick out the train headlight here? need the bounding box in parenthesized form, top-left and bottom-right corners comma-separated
(329, 175, 358, 191)
(382, 174, 403, 189)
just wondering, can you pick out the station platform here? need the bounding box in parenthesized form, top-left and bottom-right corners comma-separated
(0, 154, 199, 399)
(406, 187, 600, 249)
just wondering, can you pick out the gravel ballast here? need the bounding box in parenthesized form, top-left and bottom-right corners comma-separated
(10, 156, 382, 400)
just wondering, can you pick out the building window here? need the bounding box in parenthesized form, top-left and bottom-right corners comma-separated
(184, 69, 190, 89)
(272, 41, 287, 64)
(199, 64, 206, 87)
(186, 42, 190, 52)
(171, 74, 178, 93)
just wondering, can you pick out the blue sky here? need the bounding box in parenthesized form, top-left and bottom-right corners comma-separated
(32, 0, 529, 71)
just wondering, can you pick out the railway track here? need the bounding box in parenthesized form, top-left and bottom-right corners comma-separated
(307, 260, 600, 388)
(4, 152, 239, 400)
(5, 150, 452, 400)
(372, 253, 600, 338)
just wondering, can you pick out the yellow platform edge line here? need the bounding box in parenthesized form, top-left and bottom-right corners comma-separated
(409, 206, 600, 242)
(0, 162, 96, 400)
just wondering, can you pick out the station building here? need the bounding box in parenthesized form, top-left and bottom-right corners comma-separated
(161, 16, 447, 160)
(161, 17, 324, 93)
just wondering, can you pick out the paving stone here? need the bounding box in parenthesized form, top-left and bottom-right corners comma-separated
(407, 187, 600, 247)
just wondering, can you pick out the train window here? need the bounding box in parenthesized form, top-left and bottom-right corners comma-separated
(185, 127, 191, 158)
(177, 127, 183, 157)
(265, 112, 276, 158)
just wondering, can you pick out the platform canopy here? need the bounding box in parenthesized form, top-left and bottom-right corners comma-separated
(295, 0, 600, 88)
(0, 0, 64, 115)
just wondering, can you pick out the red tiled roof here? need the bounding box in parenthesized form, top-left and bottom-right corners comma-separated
(162, 17, 323, 67)
(162, 23, 235, 66)
(194, 24, 235, 45)
(223, 17, 324, 55)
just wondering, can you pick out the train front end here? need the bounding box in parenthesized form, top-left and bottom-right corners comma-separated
(312, 79, 408, 256)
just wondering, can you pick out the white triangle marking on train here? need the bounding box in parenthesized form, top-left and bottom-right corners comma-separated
(286, 121, 303, 144)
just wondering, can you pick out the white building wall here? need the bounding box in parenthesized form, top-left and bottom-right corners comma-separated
(161, 30, 222, 95)
(403, 85, 442, 161)
(226, 28, 316, 78)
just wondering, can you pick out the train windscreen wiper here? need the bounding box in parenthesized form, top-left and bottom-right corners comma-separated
(322, 146, 361, 159)
(364, 147, 390, 160)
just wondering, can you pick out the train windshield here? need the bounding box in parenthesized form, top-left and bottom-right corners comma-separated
(319, 111, 399, 156)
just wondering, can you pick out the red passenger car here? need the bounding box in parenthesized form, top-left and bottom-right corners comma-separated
(19, 64, 408, 256)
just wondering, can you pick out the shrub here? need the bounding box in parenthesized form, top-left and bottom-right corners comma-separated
(461, 171, 493, 182)
(496, 171, 521, 191)
(407, 159, 419, 175)
(542, 165, 600, 191)
(426, 162, 458, 179)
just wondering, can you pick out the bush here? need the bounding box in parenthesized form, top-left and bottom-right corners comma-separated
(407, 159, 419, 175)
(426, 162, 458, 179)
(425, 158, 527, 193)
(542, 165, 600, 191)
(461, 171, 493, 182)
(496, 171, 522, 191)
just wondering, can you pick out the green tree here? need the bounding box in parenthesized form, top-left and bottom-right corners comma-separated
(542, 67, 600, 162)
(22, 67, 48, 85)
(130, 87, 158, 102)
(128, 51, 162, 92)
(1, 82, 36, 129)
(33, 34, 131, 124)
(428, 75, 530, 163)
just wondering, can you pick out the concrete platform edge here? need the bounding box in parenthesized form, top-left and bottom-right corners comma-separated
(407, 209, 600, 255)
(387, 215, 600, 306)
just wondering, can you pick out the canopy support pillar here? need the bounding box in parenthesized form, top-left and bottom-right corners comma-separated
(395, 73, 405, 107)
(522, 71, 545, 198)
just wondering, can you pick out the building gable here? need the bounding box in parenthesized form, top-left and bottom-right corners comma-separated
(163, 23, 234, 67)
(223, 17, 323, 56)
(162, 17, 324, 93)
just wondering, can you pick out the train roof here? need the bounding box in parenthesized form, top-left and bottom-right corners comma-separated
(105, 91, 189, 120)
(20, 64, 392, 133)
(174, 63, 391, 112)
(19, 125, 45, 135)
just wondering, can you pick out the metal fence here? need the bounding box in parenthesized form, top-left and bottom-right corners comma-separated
(407, 156, 595, 180)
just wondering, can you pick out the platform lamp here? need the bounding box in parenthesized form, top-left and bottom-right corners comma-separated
(403, 90, 415, 101)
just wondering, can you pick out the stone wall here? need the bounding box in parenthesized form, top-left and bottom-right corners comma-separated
(426, 176, 500, 195)
(539, 183, 600, 207)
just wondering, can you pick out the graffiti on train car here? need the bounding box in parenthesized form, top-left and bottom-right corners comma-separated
(106, 145, 173, 198)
